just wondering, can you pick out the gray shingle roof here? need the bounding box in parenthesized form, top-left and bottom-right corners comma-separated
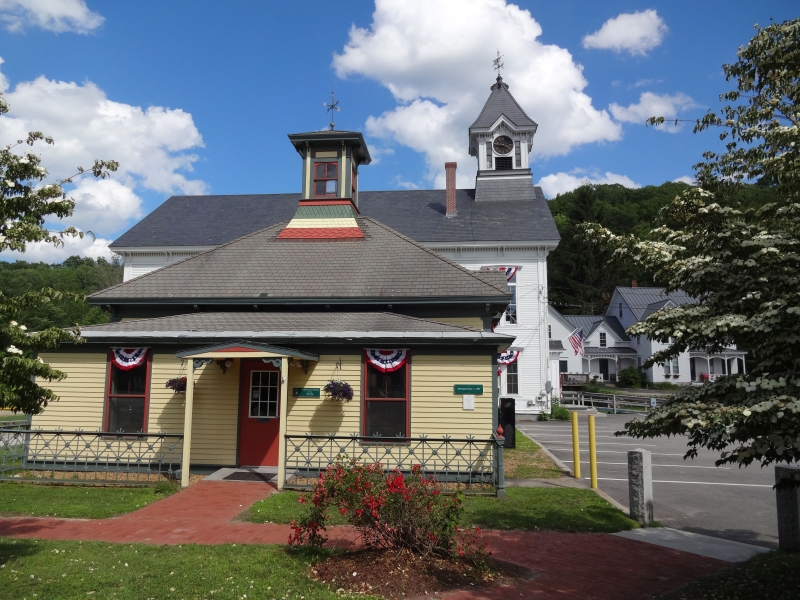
(469, 76, 537, 130)
(615, 287, 695, 321)
(91, 217, 510, 303)
(110, 186, 558, 249)
(474, 177, 537, 203)
(81, 311, 482, 333)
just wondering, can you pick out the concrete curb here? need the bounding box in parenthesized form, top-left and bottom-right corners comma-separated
(520, 429, 631, 517)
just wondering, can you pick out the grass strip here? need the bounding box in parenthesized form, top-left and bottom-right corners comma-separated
(661, 550, 800, 600)
(0, 538, 366, 600)
(504, 430, 563, 479)
(244, 487, 637, 533)
(0, 482, 178, 519)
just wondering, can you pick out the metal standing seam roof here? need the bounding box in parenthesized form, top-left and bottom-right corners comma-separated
(615, 287, 695, 321)
(563, 315, 630, 342)
(583, 347, 638, 356)
(109, 186, 558, 249)
(90, 217, 510, 303)
(469, 76, 538, 130)
(78, 312, 513, 343)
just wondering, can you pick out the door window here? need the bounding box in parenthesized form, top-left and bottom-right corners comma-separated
(249, 370, 279, 418)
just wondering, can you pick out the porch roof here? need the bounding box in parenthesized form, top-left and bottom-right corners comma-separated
(584, 346, 638, 357)
(176, 342, 319, 361)
(78, 311, 512, 344)
(689, 350, 747, 358)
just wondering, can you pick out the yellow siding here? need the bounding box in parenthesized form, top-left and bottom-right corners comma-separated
(411, 355, 493, 438)
(32, 353, 107, 430)
(286, 354, 362, 435)
(432, 317, 484, 330)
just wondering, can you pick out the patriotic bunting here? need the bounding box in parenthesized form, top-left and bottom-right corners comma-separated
(111, 347, 148, 370)
(497, 349, 520, 376)
(364, 349, 409, 372)
(484, 266, 519, 281)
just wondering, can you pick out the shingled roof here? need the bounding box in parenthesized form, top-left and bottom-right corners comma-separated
(78, 311, 511, 344)
(91, 217, 510, 304)
(470, 76, 538, 130)
(109, 186, 558, 249)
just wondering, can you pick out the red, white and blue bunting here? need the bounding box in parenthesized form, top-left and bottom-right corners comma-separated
(364, 349, 409, 373)
(111, 348, 148, 371)
(484, 266, 519, 281)
(497, 349, 520, 376)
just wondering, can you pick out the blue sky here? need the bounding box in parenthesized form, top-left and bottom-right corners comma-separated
(0, 0, 795, 261)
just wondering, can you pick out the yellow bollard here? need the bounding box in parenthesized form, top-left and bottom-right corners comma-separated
(570, 411, 581, 479)
(588, 414, 598, 489)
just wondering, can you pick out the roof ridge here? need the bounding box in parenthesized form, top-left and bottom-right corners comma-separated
(91, 221, 289, 298)
(357, 216, 510, 296)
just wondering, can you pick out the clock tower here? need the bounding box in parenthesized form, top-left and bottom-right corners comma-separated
(468, 75, 538, 201)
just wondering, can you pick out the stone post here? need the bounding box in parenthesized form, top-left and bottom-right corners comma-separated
(776, 465, 800, 552)
(628, 448, 653, 525)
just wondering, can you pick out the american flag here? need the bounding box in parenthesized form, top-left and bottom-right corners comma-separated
(568, 328, 585, 357)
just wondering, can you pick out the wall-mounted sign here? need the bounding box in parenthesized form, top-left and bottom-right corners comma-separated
(454, 384, 483, 395)
(462, 394, 475, 410)
(293, 388, 320, 398)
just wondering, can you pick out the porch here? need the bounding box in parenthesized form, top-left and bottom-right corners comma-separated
(689, 351, 747, 383)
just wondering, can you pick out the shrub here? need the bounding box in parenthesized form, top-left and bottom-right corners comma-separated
(537, 398, 571, 421)
(617, 367, 642, 388)
(288, 460, 488, 563)
(582, 380, 602, 393)
(650, 382, 680, 390)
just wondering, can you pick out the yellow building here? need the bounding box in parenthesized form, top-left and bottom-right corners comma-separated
(31, 129, 513, 493)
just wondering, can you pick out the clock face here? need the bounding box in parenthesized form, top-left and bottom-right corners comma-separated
(492, 135, 514, 155)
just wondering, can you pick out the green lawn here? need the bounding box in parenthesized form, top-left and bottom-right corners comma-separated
(662, 550, 800, 600)
(0, 538, 366, 600)
(244, 487, 637, 533)
(504, 430, 564, 479)
(0, 482, 178, 519)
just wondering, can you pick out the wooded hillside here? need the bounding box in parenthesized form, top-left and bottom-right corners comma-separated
(547, 181, 778, 314)
(0, 257, 122, 331)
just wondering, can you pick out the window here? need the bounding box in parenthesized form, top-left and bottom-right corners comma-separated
(313, 162, 338, 197)
(664, 361, 671, 376)
(505, 271, 517, 324)
(249, 370, 279, 418)
(671, 358, 680, 376)
(351, 164, 357, 197)
(619, 302, 623, 318)
(495, 156, 512, 170)
(637, 336, 641, 346)
(506, 362, 519, 394)
(363, 362, 408, 438)
(559, 360, 568, 373)
(599, 332, 607, 347)
(514, 141, 521, 167)
(105, 352, 151, 433)
(485, 143, 492, 169)
(548, 324, 551, 339)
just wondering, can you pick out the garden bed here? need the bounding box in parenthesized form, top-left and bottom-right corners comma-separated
(310, 548, 534, 599)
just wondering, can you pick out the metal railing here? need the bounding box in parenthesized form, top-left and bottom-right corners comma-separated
(284, 433, 504, 495)
(561, 391, 669, 414)
(0, 428, 183, 486)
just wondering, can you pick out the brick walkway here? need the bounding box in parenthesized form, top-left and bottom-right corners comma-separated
(0, 480, 727, 599)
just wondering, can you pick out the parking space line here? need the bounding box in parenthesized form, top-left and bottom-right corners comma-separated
(562, 460, 731, 469)
(543, 448, 688, 456)
(587, 477, 772, 488)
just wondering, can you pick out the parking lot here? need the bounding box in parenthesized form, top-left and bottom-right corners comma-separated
(518, 414, 778, 548)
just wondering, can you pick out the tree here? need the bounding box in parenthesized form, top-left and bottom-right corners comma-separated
(0, 92, 118, 414)
(582, 19, 800, 485)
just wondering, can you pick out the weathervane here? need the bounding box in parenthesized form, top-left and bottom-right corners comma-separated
(323, 89, 340, 130)
(492, 49, 504, 71)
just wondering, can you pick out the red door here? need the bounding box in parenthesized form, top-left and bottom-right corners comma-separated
(238, 361, 281, 466)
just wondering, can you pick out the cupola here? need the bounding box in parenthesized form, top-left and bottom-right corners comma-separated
(277, 130, 371, 240)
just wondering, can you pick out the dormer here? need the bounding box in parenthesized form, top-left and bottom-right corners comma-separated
(287, 130, 371, 208)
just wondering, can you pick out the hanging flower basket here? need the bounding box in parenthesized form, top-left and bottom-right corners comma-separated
(324, 379, 354, 402)
(166, 376, 188, 393)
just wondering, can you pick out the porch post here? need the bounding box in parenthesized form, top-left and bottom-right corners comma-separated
(277, 357, 289, 490)
(181, 359, 195, 488)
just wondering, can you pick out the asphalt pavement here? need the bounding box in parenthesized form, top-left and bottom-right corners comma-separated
(518, 414, 779, 548)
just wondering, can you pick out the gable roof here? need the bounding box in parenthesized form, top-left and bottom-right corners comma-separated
(562, 315, 630, 342)
(109, 186, 558, 249)
(470, 76, 538, 130)
(613, 287, 694, 321)
(91, 217, 510, 304)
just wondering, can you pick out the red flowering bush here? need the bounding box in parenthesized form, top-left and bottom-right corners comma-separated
(288, 459, 488, 564)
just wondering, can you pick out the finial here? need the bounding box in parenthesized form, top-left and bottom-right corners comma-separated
(323, 89, 340, 130)
(492, 49, 504, 72)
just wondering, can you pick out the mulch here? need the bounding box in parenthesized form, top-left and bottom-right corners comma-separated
(309, 548, 535, 599)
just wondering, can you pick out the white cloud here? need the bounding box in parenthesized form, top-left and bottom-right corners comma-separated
(392, 175, 421, 190)
(673, 175, 695, 185)
(333, 0, 621, 187)
(609, 92, 698, 132)
(61, 178, 144, 234)
(582, 10, 667, 56)
(537, 169, 640, 198)
(2, 234, 115, 263)
(0, 0, 103, 34)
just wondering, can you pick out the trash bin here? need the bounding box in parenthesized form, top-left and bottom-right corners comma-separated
(499, 397, 516, 449)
